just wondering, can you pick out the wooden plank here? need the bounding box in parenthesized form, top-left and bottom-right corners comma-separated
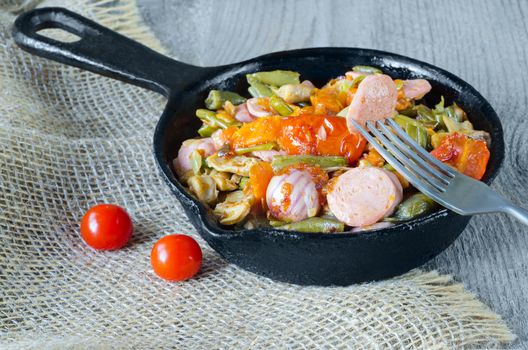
(137, 0, 528, 347)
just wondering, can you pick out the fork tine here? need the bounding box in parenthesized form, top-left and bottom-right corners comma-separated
(366, 121, 447, 192)
(386, 118, 456, 176)
(350, 119, 441, 198)
(376, 120, 452, 185)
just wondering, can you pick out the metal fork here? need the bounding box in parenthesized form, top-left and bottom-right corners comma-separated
(350, 119, 528, 225)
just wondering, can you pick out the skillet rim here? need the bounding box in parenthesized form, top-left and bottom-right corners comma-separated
(153, 47, 504, 240)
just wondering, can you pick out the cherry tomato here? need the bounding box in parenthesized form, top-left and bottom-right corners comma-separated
(80, 204, 133, 250)
(150, 234, 202, 281)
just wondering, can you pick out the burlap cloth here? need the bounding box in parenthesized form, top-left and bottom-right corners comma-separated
(0, 0, 517, 349)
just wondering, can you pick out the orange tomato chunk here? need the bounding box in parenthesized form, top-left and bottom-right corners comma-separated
(249, 162, 275, 210)
(230, 116, 282, 149)
(430, 132, 490, 180)
(278, 114, 366, 164)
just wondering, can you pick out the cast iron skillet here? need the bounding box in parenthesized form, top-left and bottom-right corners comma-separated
(13, 8, 504, 286)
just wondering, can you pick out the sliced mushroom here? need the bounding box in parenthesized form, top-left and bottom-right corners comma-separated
(213, 190, 251, 225)
(206, 154, 259, 176)
(209, 170, 239, 191)
(187, 175, 218, 205)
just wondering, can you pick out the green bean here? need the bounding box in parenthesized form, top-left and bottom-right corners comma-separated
(383, 163, 395, 171)
(351, 74, 366, 87)
(453, 103, 467, 121)
(398, 101, 417, 117)
(197, 123, 217, 137)
(247, 81, 274, 98)
(394, 115, 430, 149)
(336, 79, 354, 92)
(190, 150, 203, 175)
(247, 70, 300, 87)
(414, 104, 440, 128)
(352, 65, 383, 74)
(415, 104, 433, 120)
(385, 193, 436, 222)
(271, 155, 347, 171)
(269, 220, 286, 227)
(445, 104, 466, 122)
(238, 177, 249, 190)
(196, 109, 239, 129)
(276, 217, 345, 233)
(270, 95, 293, 116)
(433, 96, 445, 113)
(235, 142, 277, 155)
(204, 90, 246, 110)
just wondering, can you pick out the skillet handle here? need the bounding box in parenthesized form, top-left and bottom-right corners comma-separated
(12, 7, 201, 97)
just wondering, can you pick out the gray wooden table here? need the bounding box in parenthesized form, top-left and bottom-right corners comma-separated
(138, 1, 528, 347)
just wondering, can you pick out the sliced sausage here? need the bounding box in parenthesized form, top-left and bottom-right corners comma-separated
(234, 102, 255, 123)
(327, 167, 403, 227)
(211, 129, 225, 150)
(345, 71, 371, 80)
(346, 74, 398, 132)
(402, 79, 432, 100)
(247, 98, 273, 118)
(266, 169, 321, 222)
(173, 138, 217, 176)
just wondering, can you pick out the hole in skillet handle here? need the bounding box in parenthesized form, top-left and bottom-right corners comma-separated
(13, 7, 95, 47)
(36, 28, 82, 43)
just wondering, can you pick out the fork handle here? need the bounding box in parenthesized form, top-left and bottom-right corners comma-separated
(503, 204, 528, 226)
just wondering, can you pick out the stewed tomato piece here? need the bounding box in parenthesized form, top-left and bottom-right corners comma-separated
(249, 162, 275, 210)
(278, 115, 366, 164)
(431, 132, 490, 180)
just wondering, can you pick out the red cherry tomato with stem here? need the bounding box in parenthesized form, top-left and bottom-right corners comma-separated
(80, 204, 133, 250)
(151, 234, 202, 281)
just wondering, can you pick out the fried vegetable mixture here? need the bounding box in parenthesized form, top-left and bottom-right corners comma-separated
(173, 67, 491, 232)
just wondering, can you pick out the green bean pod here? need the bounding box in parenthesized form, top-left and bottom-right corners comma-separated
(235, 142, 277, 155)
(198, 123, 217, 137)
(276, 217, 345, 233)
(205, 90, 247, 110)
(415, 104, 441, 128)
(190, 150, 203, 175)
(351, 74, 366, 87)
(246, 70, 300, 86)
(196, 109, 239, 129)
(271, 155, 347, 171)
(398, 101, 417, 117)
(247, 79, 274, 98)
(394, 115, 430, 149)
(238, 177, 249, 190)
(352, 65, 383, 74)
(269, 220, 286, 227)
(270, 95, 293, 116)
(385, 193, 436, 222)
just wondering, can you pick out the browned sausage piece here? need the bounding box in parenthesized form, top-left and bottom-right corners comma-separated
(327, 167, 403, 227)
(346, 74, 398, 132)
(402, 79, 432, 100)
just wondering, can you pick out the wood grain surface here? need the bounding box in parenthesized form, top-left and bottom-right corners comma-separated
(137, 0, 528, 347)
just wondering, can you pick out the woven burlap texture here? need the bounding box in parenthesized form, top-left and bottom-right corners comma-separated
(0, 0, 516, 349)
